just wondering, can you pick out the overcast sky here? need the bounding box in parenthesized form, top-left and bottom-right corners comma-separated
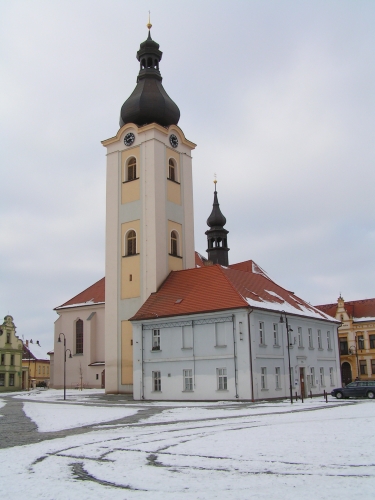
(1, 0, 374, 350)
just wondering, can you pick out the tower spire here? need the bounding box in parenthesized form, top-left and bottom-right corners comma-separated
(205, 180, 230, 266)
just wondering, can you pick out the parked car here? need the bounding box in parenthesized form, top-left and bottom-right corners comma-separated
(331, 381, 375, 399)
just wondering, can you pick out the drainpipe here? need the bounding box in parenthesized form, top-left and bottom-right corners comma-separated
(192, 322, 196, 388)
(247, 310, 255, 402)
(232, 315, 239, 399)
(141, 324, 145, 399)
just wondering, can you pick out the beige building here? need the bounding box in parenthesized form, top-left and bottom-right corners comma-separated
(22, 340, 50, 388)
(316, 296, 375, 385)
(0, 315, 25, 392)
(51, 278, 105, 389)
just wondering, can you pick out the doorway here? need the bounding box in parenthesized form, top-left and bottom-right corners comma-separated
(341, 362, 352, 386)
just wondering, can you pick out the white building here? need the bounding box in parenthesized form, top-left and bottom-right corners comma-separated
(131, 261, 340, 401)
(52, 278, 105, 389)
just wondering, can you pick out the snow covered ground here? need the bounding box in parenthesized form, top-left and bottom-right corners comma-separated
(0, 391, 374, 499)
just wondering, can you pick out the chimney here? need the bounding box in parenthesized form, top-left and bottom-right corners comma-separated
(26, 340, 29, 347)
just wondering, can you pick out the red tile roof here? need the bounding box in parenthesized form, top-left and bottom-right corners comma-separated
(315, 298, 375, 320)
(55, 277, 105, 310)
(130, 264, 333, 322)
(195, 251, 208, 267)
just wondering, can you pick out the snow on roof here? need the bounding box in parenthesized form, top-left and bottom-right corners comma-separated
(315, 298, 375, 320)
(23, 341, 50, 361)
(55, 277, 105, 310)
(130, 262, 337, 323)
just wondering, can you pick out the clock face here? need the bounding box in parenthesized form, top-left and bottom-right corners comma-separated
(124, 132, 135, 147)
(169, 134, 179, 148)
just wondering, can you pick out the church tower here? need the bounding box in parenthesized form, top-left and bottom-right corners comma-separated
(103, 24, 196, 393)
(205, 181, 229, 266)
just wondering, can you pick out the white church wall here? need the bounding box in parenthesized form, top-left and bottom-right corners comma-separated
(53, 304, 105, 389)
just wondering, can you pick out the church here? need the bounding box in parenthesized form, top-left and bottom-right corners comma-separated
(52, 25, 340, 400)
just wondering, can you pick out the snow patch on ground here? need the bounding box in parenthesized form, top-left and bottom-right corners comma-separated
(23, 402, 139, 432)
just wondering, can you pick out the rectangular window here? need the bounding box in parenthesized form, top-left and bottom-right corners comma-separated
(359, 360, 367, 375)
(320, 367, 325, 386)
(310, 367, 315, 386)
(327, 331, 332, 350)
(217, 368, 227, 390)
(298, 327, 303, 347)
(42, 366, 45, 375)
(152, 371, 161, 391)
(308, 328, 313, 348)
(259, 322, 265, 345)
(96, 374, 99, 380)
(6, 332, 10, 344)
(9, 373, 15, 386)
(183, 369, 193, 391)
(10, 355, 14, 366)
(152, 329, 160, 350)
(182, 325, 193, 349)
(357, 335, 365, 350)
(370, 335, 375, 349)
(261, 367, 267, 389)
(273, 324, 279, 346)
(0, 373, 4, 386)
(329, 367, 334, 386)
(1, 354, 5, 365)
(340, 340, 348, 355)
(371, 360, 375, 375)
(275, 367, 281, 389)
(317, 330, 322, 349)
(215, 323, 226, 347)
(76, 319, 83, 354)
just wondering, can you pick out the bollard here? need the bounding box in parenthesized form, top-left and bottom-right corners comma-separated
(301, 392, 304, 403)
(325, 391, 328, 403)
(295, 392, 298, 402)
(310, 390, 312, 399)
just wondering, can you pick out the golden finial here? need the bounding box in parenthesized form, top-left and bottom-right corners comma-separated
(147, 11, 152, 30)
(213, 173, 217, 186)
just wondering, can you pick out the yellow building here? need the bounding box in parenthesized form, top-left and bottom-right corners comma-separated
(22, 340, 50, 388)
(0, 315, 25, 392)
(316, 296, 375, 385)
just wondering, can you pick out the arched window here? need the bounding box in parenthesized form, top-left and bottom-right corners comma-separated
(147, 57, 152, 68)
(76, 319, 83, 354)
(141, 58, 146, 69)
(127, 158, 137, 181)
(168, 159, 176, 181)
(126, 230, 137, 256)
(171, 231, 178, 256)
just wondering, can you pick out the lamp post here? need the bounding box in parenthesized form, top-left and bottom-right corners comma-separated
(58, 333, 72, 400)
(279, 311, 293, 404)
(349, 334, 362, 381)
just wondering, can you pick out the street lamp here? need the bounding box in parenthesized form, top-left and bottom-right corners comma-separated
(58, 333, 72, 400)
(279, 311, 294, 404)
(348, 334, 362, 381)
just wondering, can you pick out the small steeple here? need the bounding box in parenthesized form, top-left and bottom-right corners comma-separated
(119, 18, 180, 128)
(205, 179, 229, 266)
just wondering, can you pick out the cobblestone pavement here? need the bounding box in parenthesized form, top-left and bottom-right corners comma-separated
(0, 393, 168, 449)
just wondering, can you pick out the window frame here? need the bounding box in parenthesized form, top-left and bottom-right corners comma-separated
(168, 158, 177, 182)
(359, 360, 367, 375)
(259, 322, 265, 346)
(275, 367, 281, 389)
(170, 230, 179, 257)
(273, 323, 279, 346)
(126, 157, 137, 182)
(75, 319, 84, 355)
(317, 330, 322, 349)
(152, 329, 161, 351)
(308, 328, 313, 348)
(327, 331, 332, 350)
(320, 367, 325, 386)
(183, 369, 193, 391)
(310, 367, 315, 386)
(298, 327, 303, 347)
(217, 368, 228, 390)
(261, 367, 267, 389)
(9, 373, 15, 386)
(371, 359, 375, 375)
(152, 371, 161, 392)
(369, 335, 375, 349)
(329, 367, 334, 386)
(0, 373, 4, 386)
(125, 230, 137, 256)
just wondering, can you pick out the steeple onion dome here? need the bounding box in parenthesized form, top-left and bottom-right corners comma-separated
(119, 30, 180, 128)
(205, 182, 230, 266)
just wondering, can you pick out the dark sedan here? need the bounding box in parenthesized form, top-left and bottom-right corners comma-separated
(331, 381, 375, 399)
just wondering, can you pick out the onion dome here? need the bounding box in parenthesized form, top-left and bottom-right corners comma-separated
(119, 30, 180, 128)
(205, 181, 230, 266)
